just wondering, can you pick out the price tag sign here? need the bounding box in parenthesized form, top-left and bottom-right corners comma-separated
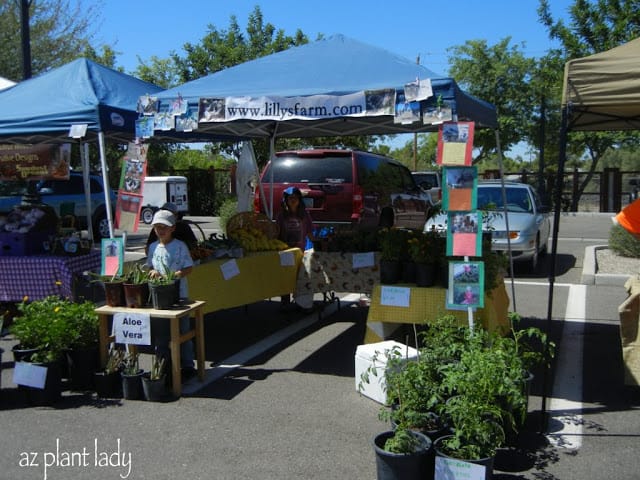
(352, 252, 374, 269)
(280, 250, 295, 266)
(220, 259, 240, 280)
(13, 362, 48, 388)
(435, 456, 485, 480)
(380, 286, 411, 307)
(114, 312, 151, 345)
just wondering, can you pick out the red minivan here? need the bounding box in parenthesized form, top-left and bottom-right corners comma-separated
(254, 148, 433, 231)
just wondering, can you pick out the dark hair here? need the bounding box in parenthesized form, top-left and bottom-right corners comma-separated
(281, 187, 306, 217)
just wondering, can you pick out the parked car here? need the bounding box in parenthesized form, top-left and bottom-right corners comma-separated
(424, 181, 551, 272)
(0, 172, 116, 239)
(412, 170, 442, 202)
(254, 148, 434, 231)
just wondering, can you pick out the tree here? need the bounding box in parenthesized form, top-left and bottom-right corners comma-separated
(0, 0, 101, 80)
(538, 0, 640, 209)
(447, 38, 537, 163)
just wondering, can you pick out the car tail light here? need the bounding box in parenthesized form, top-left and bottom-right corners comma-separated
(352, 185, 363, 219)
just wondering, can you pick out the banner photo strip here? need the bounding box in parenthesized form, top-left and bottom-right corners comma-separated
(447, 261, 485, 309)
(436, 121, 475, 166)
(446, 211, 483, 257)
(442, 166, 478, 211)
(115, 143, 148, 232)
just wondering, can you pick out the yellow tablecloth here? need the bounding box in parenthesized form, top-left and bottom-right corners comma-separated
(188, 248, 303, 314)
(364, 282, 510, 343)
(295, 250, 381, 295)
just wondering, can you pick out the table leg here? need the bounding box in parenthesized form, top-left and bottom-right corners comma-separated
(169, 316, 181, 397)
(195, 307, 205, 381)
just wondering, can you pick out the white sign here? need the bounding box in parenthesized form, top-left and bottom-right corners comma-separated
(114, 312, 151, 345)
(279, 250, 295, 266)
(68, 123, 88, 138)
(13, 361, 48, 388)
(352, 252, 375, 269)
(380, 286, 411, 307)
(435, 456, 486, 480)
(220, 259, 240, 280)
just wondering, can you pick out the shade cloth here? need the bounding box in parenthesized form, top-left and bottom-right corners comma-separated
(364, 281, 510, 343)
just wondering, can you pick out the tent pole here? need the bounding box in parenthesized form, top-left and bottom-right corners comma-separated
(80, 142, 94, 243)
(541, 105, 569, 432)
(494, 129, 517, 313)
(97, 131, 115, 239)
(267, 123, 279, 220)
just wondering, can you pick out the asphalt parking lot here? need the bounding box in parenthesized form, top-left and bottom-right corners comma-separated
(1, 213, 639, 479)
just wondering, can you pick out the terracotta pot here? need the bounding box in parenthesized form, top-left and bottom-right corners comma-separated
(123, 283, 149, 308)
(103, 281, 125, 307)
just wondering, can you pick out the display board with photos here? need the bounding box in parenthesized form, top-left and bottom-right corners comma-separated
(436, 121, 475, 166)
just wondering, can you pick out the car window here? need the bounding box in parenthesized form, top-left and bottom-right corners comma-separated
(267, 156, 352, 183)
(478, 186, 532, 213)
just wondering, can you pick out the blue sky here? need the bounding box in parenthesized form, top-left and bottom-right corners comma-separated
(98, 0, 573, 152)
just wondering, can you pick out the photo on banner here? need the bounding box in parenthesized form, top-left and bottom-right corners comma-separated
(101, 237, 124, 277)
(446, 211, 483, 257)
(447, 260, 485, 309)
(442, 166, 478, 211)
(115, 143, 148, 232)
(436, 121, 475, 166)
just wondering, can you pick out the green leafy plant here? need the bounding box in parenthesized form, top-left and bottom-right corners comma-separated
(149, 353, 166, 381)
(123, 263, 150, 284)
(9, 296, 78, 363)
(609, 223, 640, 258)
(407, 229, 441, 264)
(104, 347, 125, 374)
(378, 228, 410, 262)
(121, 350, 140, 375)
(382, 426, 422, 454)
(148, 261, 179, 286)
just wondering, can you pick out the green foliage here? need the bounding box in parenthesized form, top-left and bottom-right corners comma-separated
(407, 229, 441, 264)
(122, 351, 140, 376)
(149, 353, 166, 381)
(382, 427, 422, 454)
(218, 198, 238, 233)
(378, 228, 411, 262)
(123, 263, 150, 284)
(609, 223, 640, 258)
(0, 0, 101, 81)
(9, 296, 98, 362)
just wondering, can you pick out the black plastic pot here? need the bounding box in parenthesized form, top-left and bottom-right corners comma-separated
(66, 345, 99, 391)
(380, 260, 402, 284)
(94, 370, 122, 398)
(141, 373, 170, 401)
(373, 430, 433, 480)
(12, 345, 42, 363)
(121, 370, 144, 400)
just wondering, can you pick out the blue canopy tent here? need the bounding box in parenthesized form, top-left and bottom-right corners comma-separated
(0, 58, 162, 238)
(145, 34, 498, 226)
(148, 34, 497, 141)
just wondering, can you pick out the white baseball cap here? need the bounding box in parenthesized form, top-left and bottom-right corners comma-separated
(152, 210, 176, 226)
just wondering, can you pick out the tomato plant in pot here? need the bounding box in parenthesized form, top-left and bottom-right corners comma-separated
(61, 299, 100, 391)
(407, 230, 441, 287)
(372, 427, 433, 480)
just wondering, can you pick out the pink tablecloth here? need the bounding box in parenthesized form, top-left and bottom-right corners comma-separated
(0, 250, 101, 302)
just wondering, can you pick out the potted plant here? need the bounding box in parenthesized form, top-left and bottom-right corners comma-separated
(407, 230, 441, 287)
(120, 350, 144, 400)
(87, 271, 126, 307)
(94, 346, 125, 398)
(372, 426, 433, 480)
(123, 263, 150, 308)
(148, 264, 179, 310)
(9, 296, 71, 404)
(60, 298, 100, 391)
(378, 228, 410, 284)
(142, 352, 169, 401)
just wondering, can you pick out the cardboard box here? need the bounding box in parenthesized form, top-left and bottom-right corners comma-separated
(355, 340, 418, 404)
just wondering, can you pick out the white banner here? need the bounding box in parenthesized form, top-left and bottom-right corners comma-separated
(198, 89, 396, 123)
